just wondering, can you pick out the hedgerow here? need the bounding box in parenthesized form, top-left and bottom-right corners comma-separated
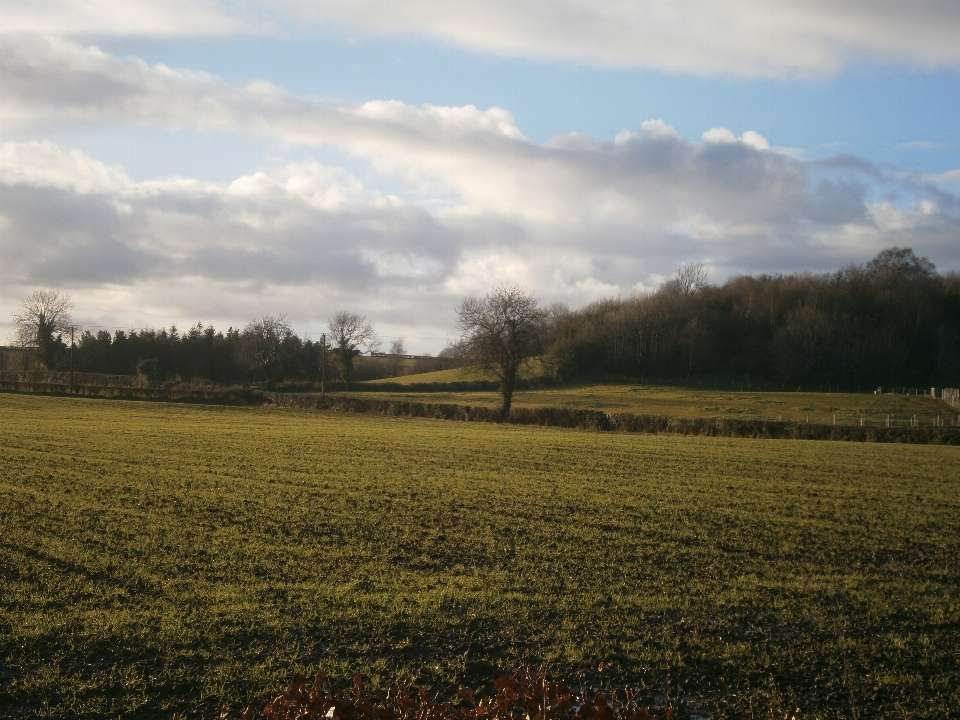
(266, 393, 960, 445)
(2, 380, 957, 443)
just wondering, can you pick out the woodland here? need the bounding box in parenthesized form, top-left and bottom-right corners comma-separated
(7, 248, 959, 390)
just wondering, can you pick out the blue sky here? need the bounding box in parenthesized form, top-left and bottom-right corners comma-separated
(128, 35, 960, 171)
(2, 1, 959, 350)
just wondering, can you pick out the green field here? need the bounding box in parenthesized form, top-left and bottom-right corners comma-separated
(357, 379, 955, 427)
(364, 358, 544, 385)
(1, 394, 959, 718)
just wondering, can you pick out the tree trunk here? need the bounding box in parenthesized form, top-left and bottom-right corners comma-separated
(500, 370, 516, 420)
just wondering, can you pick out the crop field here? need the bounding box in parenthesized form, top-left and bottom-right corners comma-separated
(1, 393, 959, 719)
(356, 380, 954, 427)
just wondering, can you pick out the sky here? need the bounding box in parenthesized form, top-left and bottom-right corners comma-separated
(2, 1, 959, 353)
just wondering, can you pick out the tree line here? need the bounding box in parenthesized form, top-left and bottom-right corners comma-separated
(438, 247, 960, 415)
(9, 248, 960, 409)
(538, 247, 960, 390)
(6, 304, 387, 386)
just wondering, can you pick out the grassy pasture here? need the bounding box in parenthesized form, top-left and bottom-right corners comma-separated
(363, 358, 545, 386)
(1, 394, 959, 719)
(356, 380, 955, 427)
(365, 366, 467, 384)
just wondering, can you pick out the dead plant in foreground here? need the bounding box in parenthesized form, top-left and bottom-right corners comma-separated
(221, 666, 681, 720)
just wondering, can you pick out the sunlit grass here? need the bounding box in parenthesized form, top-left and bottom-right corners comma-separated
(2, 393, 958, 718)
(355, 379, 955, 427)
(363, 358, 544, 386)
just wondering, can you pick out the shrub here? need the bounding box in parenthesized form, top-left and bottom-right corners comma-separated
(136, 357, 162, 384)
(221, 667, 694, 720)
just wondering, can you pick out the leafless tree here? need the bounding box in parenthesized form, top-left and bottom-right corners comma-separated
(389, 337, 407, 357)
(242, 315, 294, 383)
(328, 311, 379, 386)
(455, 283, 545, 418)
(12, 288, 74, 369)
(388, 336, 407, 376)
(669, 262, 709, 295)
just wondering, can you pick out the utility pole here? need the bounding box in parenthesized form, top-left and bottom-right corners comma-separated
(320, 332, 325, 397)
(69, 326, 75, 393)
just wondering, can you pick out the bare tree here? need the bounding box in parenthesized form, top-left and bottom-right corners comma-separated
(12, 288, 74, 370)
(389, 336, 407, 357)
(242, 315, 294, 384)
(669, 262, 709, 295)
(328, 311, 379, 387)
(455, 284, 545, 418)
(388, 336, 407, 377)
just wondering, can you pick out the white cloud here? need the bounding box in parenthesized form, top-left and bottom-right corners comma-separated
(0, 0, 262, 38)
(926, 169, 960, 182)
(315, 1, 960, 77)
(0, 37, 531, 181)
(4, 126, 957, 342)
(739, 131, 770, 151)
(2, 38, 959, 346)
(0, 140, 132, 193)
(702, 128, 770, 151)
(0, 143, 473, 336)
(1, 39, 782, 226)
(702, 128, 738, 144)
(5, 1, 960, 78)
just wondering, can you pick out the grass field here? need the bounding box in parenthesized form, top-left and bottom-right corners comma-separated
(364, 358, 544, 386)
(1, 394, 959, 719)
(356, 380, 955, 427)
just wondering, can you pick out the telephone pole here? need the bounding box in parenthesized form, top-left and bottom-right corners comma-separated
(320, 332, 325, 397)
(69, 326, 75, 393)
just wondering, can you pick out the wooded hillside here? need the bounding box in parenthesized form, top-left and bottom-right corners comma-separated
(542, 248, 960, 389)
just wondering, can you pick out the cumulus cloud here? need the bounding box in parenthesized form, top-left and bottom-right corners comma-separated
(3, 130, 957, 338)
(703, 128, 770, 151)
(0, 140, 132, 193)
(2, 38, 959, 345)
(0, 141, 471, 335)
(0, 36, 531, 175)
(5, 1, 960, 78)
(0, 39, 809, 226)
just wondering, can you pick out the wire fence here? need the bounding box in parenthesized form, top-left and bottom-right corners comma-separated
(769, 411, 959, 428)
(942, 388, 960, 408)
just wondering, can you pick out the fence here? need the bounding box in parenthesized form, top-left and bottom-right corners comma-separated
(943, 388, 959, 408)
(875, 386, 936, 396)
